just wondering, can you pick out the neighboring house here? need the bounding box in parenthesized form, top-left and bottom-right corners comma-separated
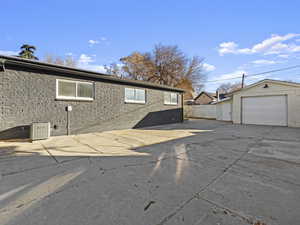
(193, 91, 217, 105)
(186, 91, 231, 119)
(0, 55, 184, 139)
(215, 79, 300, 127)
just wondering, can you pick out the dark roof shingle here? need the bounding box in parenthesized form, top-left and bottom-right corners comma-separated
(0, 55, 184, 92)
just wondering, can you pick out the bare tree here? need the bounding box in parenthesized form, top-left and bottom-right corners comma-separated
(217, 82, 242, 94)
(104, 63, 125, 78)
(175, 78, 195, 99)
(106, 44, 206, 98)
(65, 56, 77, 67)
(120, 52, 155, 80)
(44, 54, 77, 67)
(54, 57, 64, 65)
(44, 54, 54, 64)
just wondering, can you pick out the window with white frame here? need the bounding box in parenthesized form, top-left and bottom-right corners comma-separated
(56, 79, 94, 100)
(125, 88, 146, 103)
(164, 92, 178, 105)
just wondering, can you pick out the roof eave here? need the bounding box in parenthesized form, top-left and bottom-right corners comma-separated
(194, 91, 215, 101)
(231, 79, 300, 95)
(0, 55, 184, 92)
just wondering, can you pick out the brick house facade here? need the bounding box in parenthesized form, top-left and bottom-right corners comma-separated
(0, 55, 184, 139)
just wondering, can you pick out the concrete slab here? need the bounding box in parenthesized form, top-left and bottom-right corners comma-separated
(0, 119, 299, 225)
(0, 141, 56, 176)
(0, 141, 50, 158)
(163, 198, 251, 225)
(72, 133, 150, 156)
(0, 156, 226, 225)
(249, 139, 300, 163)
(40, 135, 101, 161)
(200, 169, 300, 225)
(0, 159, 93, 225)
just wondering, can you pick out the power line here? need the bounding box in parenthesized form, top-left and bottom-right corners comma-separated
(205, 64, 300, 83)
(247, 65, 300, 77)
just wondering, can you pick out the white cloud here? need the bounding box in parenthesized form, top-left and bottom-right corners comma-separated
(291, 45, 300, 52)
(218, 33, 300, 56)
(217, 70, 246, 80)
(65, 52, 73, 56)
(82, 64, 106, 73)
(88, 40, 99, 46)
(219, 42, 240, 55)
(202, 63, 216, 72)
(204, 70, 246, 92)
(218, 42, 252, 56)
(251, 59, 277, 65)
(77, 54, 106, 73)
(277, 54, 289, 58)
(206, 68, 274, 92)
(209, 70, 247, 84)
(78, 54, 94, 64)
(252, 33, 297, 53)
(88, 37, 108, 46)
(0, 50, 18, 56)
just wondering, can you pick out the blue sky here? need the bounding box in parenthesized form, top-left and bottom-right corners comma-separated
(1, 0, 300, 92)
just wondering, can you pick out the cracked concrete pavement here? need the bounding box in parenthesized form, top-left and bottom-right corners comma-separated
(0, 119, 300, 225)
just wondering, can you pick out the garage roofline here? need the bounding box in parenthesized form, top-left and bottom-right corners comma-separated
(0, 55, 185, 93)
(228, 79, 300, 95)
(211, 97, 232, 104)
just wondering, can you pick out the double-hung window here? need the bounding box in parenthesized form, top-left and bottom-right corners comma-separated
(164, 92, 178, 105)
(125, 88, 146, 104)
(56, 79, 94, 101)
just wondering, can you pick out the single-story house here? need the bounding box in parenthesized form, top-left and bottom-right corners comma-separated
(0, 55, 184, 139)
(215, 79, 300, 127)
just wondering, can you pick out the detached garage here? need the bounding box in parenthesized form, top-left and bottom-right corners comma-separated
(231, 79, 300, 127)
(215, 98, 232, 121)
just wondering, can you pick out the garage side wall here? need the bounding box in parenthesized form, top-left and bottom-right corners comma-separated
(216, 101, 232, 121)
(0, 66, 183, 139)
(232, 82, 300, 127)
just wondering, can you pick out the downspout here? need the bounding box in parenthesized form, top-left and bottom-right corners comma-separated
(181, 92, 184, 122)
(67, 110, 70, 135)
(0, 59, 6, 72)
(0, 59, 6, 132)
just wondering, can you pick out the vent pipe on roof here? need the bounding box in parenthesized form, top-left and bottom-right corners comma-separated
(216, 90, 220, 101)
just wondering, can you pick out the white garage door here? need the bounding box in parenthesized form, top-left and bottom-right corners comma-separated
(242, 95, 287, 126)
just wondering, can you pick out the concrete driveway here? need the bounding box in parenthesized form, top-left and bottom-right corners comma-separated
(0, 119, 299, 225)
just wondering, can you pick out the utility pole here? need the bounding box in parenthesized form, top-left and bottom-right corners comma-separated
(241, 73, 245, 88)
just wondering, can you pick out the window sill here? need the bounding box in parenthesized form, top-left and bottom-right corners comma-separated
(164, 103, 178, 106)
(125, 100, 146, 105)
(55, 97, 94, 102)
